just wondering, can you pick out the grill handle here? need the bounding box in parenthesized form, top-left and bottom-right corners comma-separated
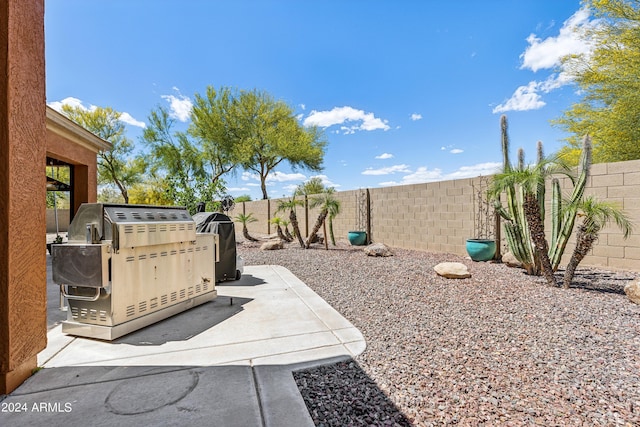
(60, 285, 101, 302)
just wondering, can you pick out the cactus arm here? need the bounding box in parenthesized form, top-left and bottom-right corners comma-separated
(549, 135, 592, 270)
(550, 178, 562, 251)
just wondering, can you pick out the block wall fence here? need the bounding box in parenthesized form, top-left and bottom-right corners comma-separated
(235, 158, 640, 273)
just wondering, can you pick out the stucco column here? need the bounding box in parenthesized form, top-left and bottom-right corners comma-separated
(0, 0, 47, 394)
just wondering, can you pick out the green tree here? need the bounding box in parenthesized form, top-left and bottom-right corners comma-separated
(190, 86, 327, 199)
(294, 177, 325, 196)
(61, 104, 145, 203)
(562, 196, 633, 288)
(234, 213, 259, 242)
(554, 0, 640, 164)
(141, 106, 224, 213)
(306, 189, 341, 250)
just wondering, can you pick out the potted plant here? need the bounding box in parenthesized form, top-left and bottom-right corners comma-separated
(466, 176, 497, 261)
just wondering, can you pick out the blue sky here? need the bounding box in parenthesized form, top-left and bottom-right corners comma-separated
(45, 0, 594, 200)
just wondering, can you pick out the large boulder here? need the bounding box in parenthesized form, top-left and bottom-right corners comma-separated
(624, 280, 640, 304)
(434, 262, 471, 279)
(260, 240, 284, 251)
(364, 243, 393, 257)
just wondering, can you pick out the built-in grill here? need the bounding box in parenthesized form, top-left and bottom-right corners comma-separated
(51, 203, 219, 340)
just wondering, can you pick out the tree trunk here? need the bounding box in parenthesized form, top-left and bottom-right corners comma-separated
(523, 194, 556, 286)
(289, 210, 305, 248)
(562, 226, 597, 288)
(323, 220, 328, 250)
(329, 217, 336, 246)
(243, 225, 258, 242)
(306, 210, 327, 249)
(276, 225, 286, 242)
(260, 175, 268, 200)
(284, 227, 294, 242)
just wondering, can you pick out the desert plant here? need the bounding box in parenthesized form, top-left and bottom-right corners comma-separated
(281, 219, 294, 242)
(491, 115, 586, 280)
(277, 196, 305, 248)
(491, 160, 560, 286)
(562, 197, 633, 288)
(270, 216, 289, 242)
(234, 212, 259, 242)
(306, 189, 340, 249)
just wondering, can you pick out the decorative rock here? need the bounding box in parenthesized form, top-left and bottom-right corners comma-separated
(433, 262, 471, 279)
(502, 251, 523, 268)
(624, 280, 640, 304)
(260, 240, 284, 250)
(363, 243, 393, 257)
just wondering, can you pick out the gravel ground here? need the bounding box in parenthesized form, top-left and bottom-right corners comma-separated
(238, 238, 640, 426)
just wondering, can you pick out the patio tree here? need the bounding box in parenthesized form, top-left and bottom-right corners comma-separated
(190, 86, 327, 199)
(562, 197, 633, 288)
(61, 104, 145, 203)
(277, 196, 305, 248)
(235, 213, 259, 242)
(141, 106, 224, 213)
(306, 189, 340, 250)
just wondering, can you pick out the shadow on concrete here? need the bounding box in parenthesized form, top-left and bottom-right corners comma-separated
(221, 274, 266, 287)
(113, 296, 253, 346)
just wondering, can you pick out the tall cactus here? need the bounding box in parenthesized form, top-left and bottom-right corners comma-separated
(548, 135, 592, 270)
(493, 115, 538, 275)
(492, 116, 588, 279)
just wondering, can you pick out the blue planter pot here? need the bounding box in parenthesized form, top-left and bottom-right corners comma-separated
(348, 231, 367, 246)
(466, 239, 496, 262)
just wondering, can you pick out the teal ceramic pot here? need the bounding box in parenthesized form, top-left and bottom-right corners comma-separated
(348, 231, 367, 246)
(465, 239, 496, 261)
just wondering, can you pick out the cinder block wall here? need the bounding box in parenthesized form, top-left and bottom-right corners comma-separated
(237, 159, 640, 272)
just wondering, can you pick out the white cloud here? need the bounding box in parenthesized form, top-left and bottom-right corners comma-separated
(227, 187, 251, 193)
(450, 149, 464, 154)
(410, 113, 423, 121)
(308, 174, 340, 188)
(303, 106, 390, 134)
(161, 88, 193, 122)
(119, 112, 146, 128)
(48, 97, 146, 128)
(48, 96, 85, 112)
(444, 162, 502, 179)
(495, 8, 597, 114)
(375, 153, 394, 159)
(361, 164, 411, 176)
(493, 81, 546, 113)
(520, 7, 593, 72)
(378, 162, 502, 186)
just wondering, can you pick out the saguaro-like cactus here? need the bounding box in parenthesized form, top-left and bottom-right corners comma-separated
(493, 115, 538, 275)
(491, 116, 589, 280)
